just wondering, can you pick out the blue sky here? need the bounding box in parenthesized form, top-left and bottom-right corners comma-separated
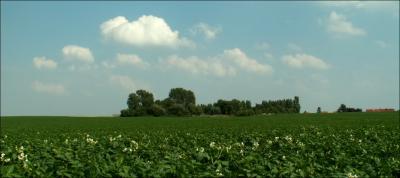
(1, 1, 399, 116)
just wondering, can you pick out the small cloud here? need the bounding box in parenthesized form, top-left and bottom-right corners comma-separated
(32, 81, 65, 95)
(223, 48, 273, 75)
(320, 1, 399, 13)
(68, 64, 98, 71)
(100, 15, 195, 48)
(69, 65, 76, 71)
(62, 45, 94, 63)
(109, 75, 137, 91)
(321, 1, 368, 9)
(116, 53, 149, 68)
(375, 40, 388, 48)
(162, 48, 273, 77)
(101, 61, 116, 69)
(327, 11, 366, 36)
(264, 53, 274, 61)
(255, 42, 271, 50)
(81, 91, 95, 97)
(190, 22, 222, 40)
(311, 74, 330, 86)
(282, 53, 330, 70)
(33, 56, 57, 70)
(109, 75, 150, 91)
(288, 43, 303, 52)
(163, 55, 236, 77)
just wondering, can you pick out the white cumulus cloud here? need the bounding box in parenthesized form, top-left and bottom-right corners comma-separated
(375, 40, 388, 48)
(163, 55, 236, 77)
(32, 81, 65, 95)
(162, 48, 273, 77)
(190, 22, 222, 40)
(100, 15, 194, 48)
(116, 53, 148, 68)
(62, 45, 94, 63)
(327, 11, 366, 36)
(101, 61, 116, 69)
(255, 42, 271, 50)
(288, 43, 303, 52)
(109, 75, 151, 91)
(282, 53, 330, 70)
(33, 56, 57, 70)
(223, 48, 273, 75)
(321, 1, 399, 12)
(264, 53, 274, 60)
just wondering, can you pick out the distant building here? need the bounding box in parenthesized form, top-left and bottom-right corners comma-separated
(366, 108, 395, 112)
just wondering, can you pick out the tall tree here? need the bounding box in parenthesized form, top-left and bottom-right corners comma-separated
(127, 93, 140, 110)
(168, 88, 197, 115)
(136, 90, 154, 108)
(317, 107, 321, 114)
(168, 88, 196, 106)
(337, 104, 347, 112)
(294, 96, 300, 113)
(123, 90, 154, 116)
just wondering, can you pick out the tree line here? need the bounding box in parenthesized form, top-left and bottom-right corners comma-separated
(337, 104, 362, 112)
(120, 88, 301, 117)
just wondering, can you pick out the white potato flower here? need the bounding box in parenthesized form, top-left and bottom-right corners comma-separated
(347, 172, 358, 178)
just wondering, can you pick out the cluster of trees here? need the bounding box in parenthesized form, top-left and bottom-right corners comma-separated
(254, 96, 300, 114)
(120, 88, 301, 117)
(120, 88, 200, 117)
(337, 104, 362, 112)
(200, 99, 254, 116)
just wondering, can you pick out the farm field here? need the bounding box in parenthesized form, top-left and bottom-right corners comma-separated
(1, 112, 399, 177)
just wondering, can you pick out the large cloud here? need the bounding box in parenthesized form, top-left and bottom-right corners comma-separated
(282, 53, 330, 70)
(162, 48, 273, 77)
(62, 45, 94, 63)
(33, 56, 57, 70)
(327, 11, 366, 36)
(32, 81, 65, 95)
(100, 15, 194, 48)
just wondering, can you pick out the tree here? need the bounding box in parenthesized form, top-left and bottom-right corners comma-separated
(337, 104, 362, 113)
(168, 104, 190, 116)
(168, 88, 198, 115)
(210, 106, 221, 115)
(120, 109, 132, 117)
(337, 104, 347, 112)
(127, 93, 140, 111)
(122, 90, 154, 116)
(160, 98, 175, 109)
(317, 107, 321, 114)
(148, 104, 166, 117)
(215, 99, 232, 115)
(245, 100, 252, 109)
(136, 90, 154, 109)
(168, 88, 195, 106)
(187, 103, 202, 115)
(294, 96, 300, 113)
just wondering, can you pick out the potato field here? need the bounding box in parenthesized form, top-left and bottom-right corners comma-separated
(1, 113, 399, 177)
